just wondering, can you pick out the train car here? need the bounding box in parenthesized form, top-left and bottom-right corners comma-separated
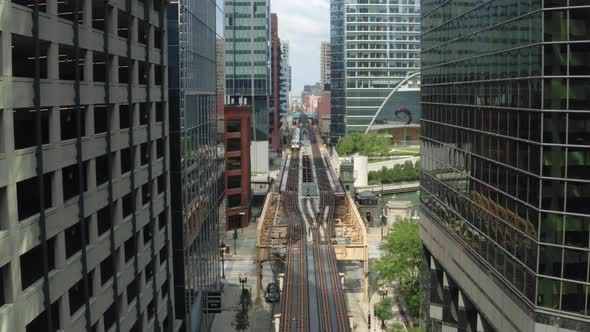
(291, 128, 301, 150)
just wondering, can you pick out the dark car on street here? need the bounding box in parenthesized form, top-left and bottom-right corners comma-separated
(265, 283, 280, 303)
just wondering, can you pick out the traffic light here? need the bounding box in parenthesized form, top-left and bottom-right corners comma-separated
(366, 211, 371, 222)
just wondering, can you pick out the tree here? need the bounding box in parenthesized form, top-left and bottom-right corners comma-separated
(375, 220, 422, 318)
(375, 297, 394, 329)
(231, 308, 249, 331)
(232, 288, 252, 331)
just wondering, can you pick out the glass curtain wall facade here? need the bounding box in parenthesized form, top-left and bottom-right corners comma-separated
(421, 0, 590, 330)
(330, 0, 347, 140)
(345, 0, 420, 132)
(168, 0, 225, 331)
(225, 0, 271, 141)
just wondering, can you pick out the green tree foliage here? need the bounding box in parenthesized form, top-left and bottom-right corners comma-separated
(232, 288, 252, 331)
(375, 220, 422, 318)
(375, 297, 394, 325)
(231, 308, 249, 331)
(336, 132, 392, 156)
(368, 161, 420, 185)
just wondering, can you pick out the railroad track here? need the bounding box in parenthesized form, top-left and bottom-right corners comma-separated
(280, 151, 308, 332)
(280, 118, 350, 332)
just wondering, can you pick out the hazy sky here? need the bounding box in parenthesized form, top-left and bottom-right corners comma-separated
(271, 0, 330, 96)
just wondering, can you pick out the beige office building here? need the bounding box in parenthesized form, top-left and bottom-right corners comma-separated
(0, 1, 175, 331)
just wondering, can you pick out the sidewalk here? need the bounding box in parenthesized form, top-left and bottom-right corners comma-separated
(212, 222, 275, 332)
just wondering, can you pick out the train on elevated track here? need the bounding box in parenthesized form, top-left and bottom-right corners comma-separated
(291, 127, 301, 150)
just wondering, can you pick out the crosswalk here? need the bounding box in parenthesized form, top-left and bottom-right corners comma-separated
(223, 260, 280, 289)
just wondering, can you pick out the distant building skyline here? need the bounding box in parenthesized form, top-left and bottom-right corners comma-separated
(321, 42, 331, 90)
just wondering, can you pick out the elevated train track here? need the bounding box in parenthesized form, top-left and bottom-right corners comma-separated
(280, 116, 351, 332)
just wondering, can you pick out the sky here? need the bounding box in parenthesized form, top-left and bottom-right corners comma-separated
(271, 0, 330, 96)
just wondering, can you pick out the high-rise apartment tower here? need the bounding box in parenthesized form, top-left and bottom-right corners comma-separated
(330, 0, 420, 136)
(321, 42, 332, 90)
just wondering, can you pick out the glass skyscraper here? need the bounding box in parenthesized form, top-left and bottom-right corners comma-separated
(421, 1, 590, 331)
(331, 0, 420, 136)
(168, 0, 225, 331)
(224, 0, 271, 142)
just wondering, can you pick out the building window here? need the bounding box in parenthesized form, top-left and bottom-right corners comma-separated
(154, 29, 162, 49)
(155, 103, 163, 123)
(127, 278, 138, 304)
(142, 183, 150, 206)
(97, 205, 112, 236)
(62, 162, 88, 202)
(96, 154, 110, 187)
(57, 0, 83, 22)
(140, 143, 150, 165)
(226, 120, 241, 133)
(121, 147, 132, 174)
(94, 105, 108, 134)
(147, 299, 155, 320)
(118, 57, 130, 84)
(65, 219, 90, 259)
(119, 104, 131, 129)
(118, 10, 129, 39)
(12, 34, 49, 78)
(20, 237, 55, 290)
(145, 260, 153, 283)
(157, 174, 166, 194)
(143, 223, 152, 244)
(122, 192, 135, 219)
(159, 245, 167, 265)
(13, 108, 49, 150)
(17, 174, 52, 221)
(58, 45, 85, 81)
(158, 210, 167, 230)
(227, 156, 241, 171)
(25, 302, 60, 332)
(91, 0, 106, 31)
(60, 106, 86, 140)
(92, 51, 107, 82)
(103, 303, 116, 331)
(155, 65, 163, 86)
(124, 236, 137, 262)
(227, 175, 241, 189)
(69, 272, 93, 315)
(100, 255, 114, 285)
(138, 19, 148, 45)
(156, 139, 164, 159)
(139, 62, 148, 85)
(227, 138, 241, 152)
(139, 103, 149, 126)
(227, 194, 242, 209)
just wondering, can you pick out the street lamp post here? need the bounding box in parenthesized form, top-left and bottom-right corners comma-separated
(378, 284, 388, 330)
(219, 245, 226, 279)
(238, 273, 248, 293)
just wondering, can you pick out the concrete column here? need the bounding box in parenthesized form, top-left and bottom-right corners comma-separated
(278, 273, 284, 292)
(49, 106, 60, 145)
(84, 51, 93, 83)
(47, 43, 58, 80)
(1, 31, 11, 76)
(83, 0, 92, 28)
(112, 105, 120, 139)
(46, 0, 57, 16)
(273, 314, 280, 332)
(110, 54, 119, 85)
(88, 158, 97, 190)
(55, 231, 66, 269)
(86, 105, 95, 135)
(109, 5, 118, 36)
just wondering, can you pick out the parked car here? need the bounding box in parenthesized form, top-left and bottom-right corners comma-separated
(265, 283, 280, 303)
